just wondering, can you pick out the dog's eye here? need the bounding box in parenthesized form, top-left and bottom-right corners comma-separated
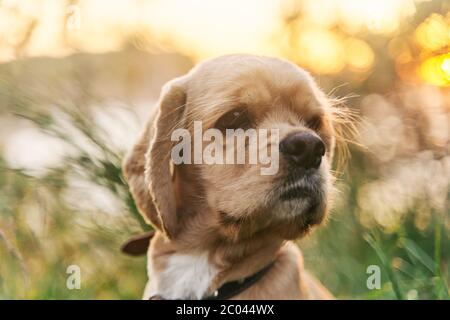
(215, 108, 251, 132)
(306, 115, 323, 131)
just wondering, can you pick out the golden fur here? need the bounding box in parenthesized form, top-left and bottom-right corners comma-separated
(123, 54, 346, 299)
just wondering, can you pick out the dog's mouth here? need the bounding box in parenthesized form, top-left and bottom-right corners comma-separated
(279, 183, 320, 217)
(280, 184, 315, 201)
(277, 169, 322, 201)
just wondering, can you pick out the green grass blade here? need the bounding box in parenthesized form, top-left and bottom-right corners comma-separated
(402, 238, 435, 274)
(364, 233, 405, 300)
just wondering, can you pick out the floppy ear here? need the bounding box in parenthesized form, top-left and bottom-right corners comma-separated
(146, 79, 187, 238)
(121, 230, 155, 256)
(123, 77, 187, 238)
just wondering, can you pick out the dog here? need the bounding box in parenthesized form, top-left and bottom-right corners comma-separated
(122, 54, 347, 300)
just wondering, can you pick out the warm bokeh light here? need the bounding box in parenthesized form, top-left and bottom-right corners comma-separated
(442, 55, 450, 80)
(294, 27, 346, 74)
(415, 13, 450, 52)
(345, 38, 375, 72)
(338, 0, 416, 35)
(297, 0, 417, 35)
(419, 53, 450, 87)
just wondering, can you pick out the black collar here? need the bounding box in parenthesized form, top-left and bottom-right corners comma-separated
(205, 261, 275, 300)
(149, 261, 275, 300)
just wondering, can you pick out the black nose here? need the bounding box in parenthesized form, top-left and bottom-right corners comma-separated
(279, 132, 326, 169)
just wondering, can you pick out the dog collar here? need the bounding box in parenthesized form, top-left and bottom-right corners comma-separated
(149, 261, 275, 300)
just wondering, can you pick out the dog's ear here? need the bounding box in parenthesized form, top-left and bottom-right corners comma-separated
(121, 230, 155, 256)
(123, 77, 187, 238)
(146, 78, 188, 238)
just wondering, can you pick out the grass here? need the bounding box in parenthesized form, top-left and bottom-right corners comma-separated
(0, 85, 149, 299)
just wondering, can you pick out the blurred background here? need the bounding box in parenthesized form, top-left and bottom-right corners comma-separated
(0, 0, 448, 299)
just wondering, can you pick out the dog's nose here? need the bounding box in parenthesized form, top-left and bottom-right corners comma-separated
(279, 132, 326, 169)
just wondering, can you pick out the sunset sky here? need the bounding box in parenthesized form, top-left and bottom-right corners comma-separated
(0, 0, 421, 59)
(0, 0, 448, 84)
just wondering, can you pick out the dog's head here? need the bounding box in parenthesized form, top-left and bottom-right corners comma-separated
(124, 55, 346, 248)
